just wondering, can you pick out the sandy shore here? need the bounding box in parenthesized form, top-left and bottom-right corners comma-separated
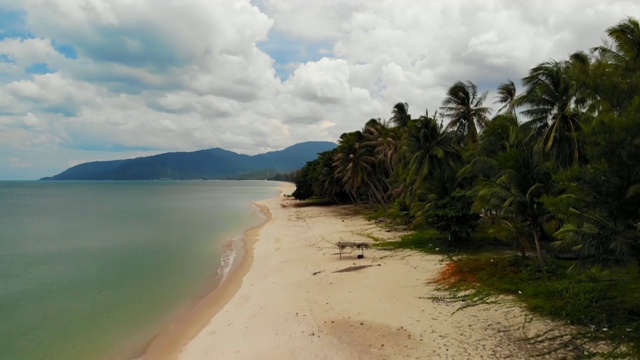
(167, 183, 583, 359)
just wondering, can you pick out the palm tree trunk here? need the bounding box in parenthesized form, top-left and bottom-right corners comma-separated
(367, 179, 389, 211)
(532, 224, 546, 267)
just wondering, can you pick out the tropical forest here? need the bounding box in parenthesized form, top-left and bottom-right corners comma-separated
(293, 18, 640, 357)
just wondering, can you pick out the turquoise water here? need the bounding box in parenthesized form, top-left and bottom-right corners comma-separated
(0, 181, 278, 360)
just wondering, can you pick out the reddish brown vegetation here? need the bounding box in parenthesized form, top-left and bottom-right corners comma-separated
(433, 260, 487, 286)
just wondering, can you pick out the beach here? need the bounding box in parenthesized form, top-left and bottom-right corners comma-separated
(151, 183, 580, 359)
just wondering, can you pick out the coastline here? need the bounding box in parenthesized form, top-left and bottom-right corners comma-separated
(141, 184, 283, 359)
(178, 184, 581, 359)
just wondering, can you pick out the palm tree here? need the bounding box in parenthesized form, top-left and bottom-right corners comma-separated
(399, 111, 462, 207)
(440, 80, 491, 146)
(390, 102, 411, 128)
(459, 113, 519, 183)
(593, 17, 640, 74)
(473, 127, 554, 267)
(591, 17, 640, 113)
(333, 130, 388, 209)
(361, 118, 396, 208)
(516, 60, 585, 167)
(494, 80, 518, 117)
(362, 118, 402, 175)
(313, 149, 346, 203)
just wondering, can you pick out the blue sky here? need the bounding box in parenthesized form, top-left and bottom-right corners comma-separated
(257, 29, 334, 80)
(0, 7, 28, 39)
(0, 0, 638, 179)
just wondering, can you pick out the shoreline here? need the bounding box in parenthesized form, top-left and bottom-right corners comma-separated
(141, 185, 283, 359)
(179, 184, 587, 359)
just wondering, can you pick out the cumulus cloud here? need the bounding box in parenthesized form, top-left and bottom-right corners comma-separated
(285, 58, 352, 103)
(0, 0, 637, 179)
(260, 0, 364, 41)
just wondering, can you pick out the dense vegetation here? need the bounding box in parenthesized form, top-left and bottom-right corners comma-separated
(227, 169, 294, 181)
(293, 18, 640, 355)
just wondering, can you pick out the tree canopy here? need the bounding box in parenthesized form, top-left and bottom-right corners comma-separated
(293, 17, 640, 268)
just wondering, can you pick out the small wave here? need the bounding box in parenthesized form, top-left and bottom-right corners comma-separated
(216, 236, 242, 283)
(251, 203, 267, 221)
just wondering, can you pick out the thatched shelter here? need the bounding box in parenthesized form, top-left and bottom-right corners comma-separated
(336, 241, 371, 259)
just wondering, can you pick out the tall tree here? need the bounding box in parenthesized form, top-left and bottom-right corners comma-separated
(313, 149, 347, 203)
(399, 112, 462, 207)
(361, 118, 395, 208)
(516, 60, 585, 167)
(333, 130, 388, 209)
(591, 17, 640, 113)
(362, 118, 402, 175)
(440, 81, 491, 146)
(473, 125, 554, 267)
(494, 80, 518, 117)
(390, 102, 411, 128)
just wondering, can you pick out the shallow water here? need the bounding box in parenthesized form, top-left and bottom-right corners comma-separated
(0, 180, 278, 360)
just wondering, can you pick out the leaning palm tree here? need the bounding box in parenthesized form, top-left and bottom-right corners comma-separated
(440, 80, 491, 146)
(362, 118, 402, 175)
(313, 149, 345, 203)
(361, 118, 395, 207)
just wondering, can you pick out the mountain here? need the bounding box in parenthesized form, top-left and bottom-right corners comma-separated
(41, 141, 336, 180)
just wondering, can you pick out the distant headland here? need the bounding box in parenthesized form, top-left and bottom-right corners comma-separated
(40, 141, 336, 181)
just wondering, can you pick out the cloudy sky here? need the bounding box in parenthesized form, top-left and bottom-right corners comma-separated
(0, 0, 637, 179)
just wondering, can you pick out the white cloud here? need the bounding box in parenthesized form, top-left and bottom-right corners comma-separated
(0, 0, 638, 179)
(261, 0, 364, 40)
(285, 58, 352, 104)
(0, 37, 63, 66)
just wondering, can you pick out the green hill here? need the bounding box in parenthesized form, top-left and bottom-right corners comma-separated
(41, 141, 336, 180)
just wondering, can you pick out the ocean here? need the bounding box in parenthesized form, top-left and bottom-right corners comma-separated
(0, 180, 279, 360)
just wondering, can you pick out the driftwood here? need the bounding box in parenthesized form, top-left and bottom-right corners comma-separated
(337, 241, 371, 259)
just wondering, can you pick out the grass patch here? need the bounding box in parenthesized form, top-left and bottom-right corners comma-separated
(436, 255, 640, 358)
(365, 209, 387, 221)
(378, 227, 639, 357)
(374, 229, 511, 255)
(373, 229, 447, 254)
(358, 232, 385, 242)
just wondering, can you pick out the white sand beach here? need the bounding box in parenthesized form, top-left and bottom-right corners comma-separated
(146, 183, 581, 359)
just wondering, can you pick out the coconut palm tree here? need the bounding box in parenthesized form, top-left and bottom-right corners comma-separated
(333, 130, 388, 209)
(593, 17, 640, 74)
(362, 118, 402, 175)
(399, 111, 462, 207)
(390, 102, 411, 128)
(361, 118, 396, 208)
(591, 17, 640, 113)
(473, 126, 554, 267)
(440, 81, 491, 146)
(313, 149, 346, 203)
(494, 80, 518, 117)
(459, 113, 519, 183)
(516, 60, 585, 167)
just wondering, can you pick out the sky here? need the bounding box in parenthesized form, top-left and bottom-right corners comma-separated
(0, 1, 638, 179)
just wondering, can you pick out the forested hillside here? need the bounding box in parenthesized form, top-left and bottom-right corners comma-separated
(41, 141, 336, 180)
